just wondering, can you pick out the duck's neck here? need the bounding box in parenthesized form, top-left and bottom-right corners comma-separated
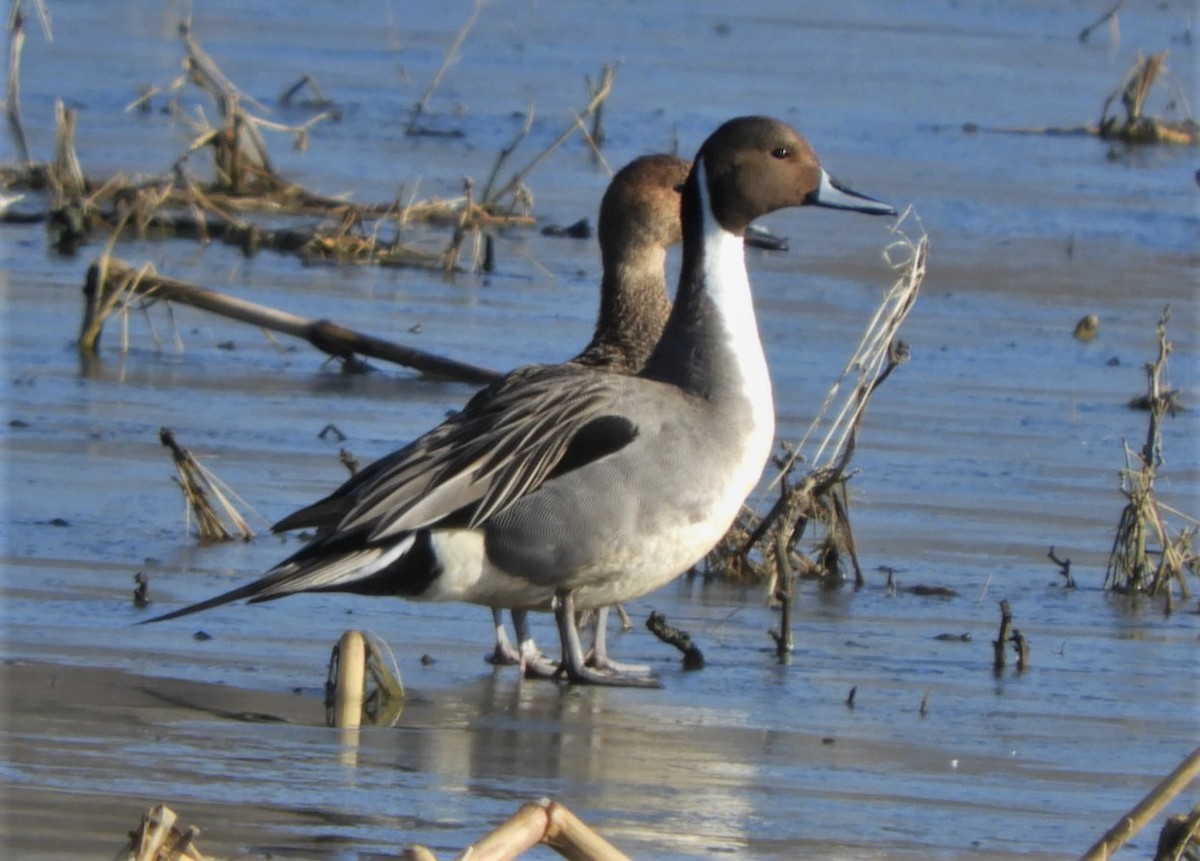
(576, 246, 670, 372)
(642, 160, 772, 418)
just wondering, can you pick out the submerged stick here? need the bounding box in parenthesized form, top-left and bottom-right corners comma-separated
(1078, 746, 1200, 861)
(1047, 546, 1075, 588)
(645, 611, 704, 670)
(769, 514, 795, 657)
(81, 257, 502, 385)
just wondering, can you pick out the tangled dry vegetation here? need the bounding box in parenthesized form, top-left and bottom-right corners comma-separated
(1097, 49, 1197, 146)
(2, 8, 612, 271)
(1105, 308, 1198, 605)
(0, 0, 613, 543)
(159, 427, 256, 543)
(703, 214, 928, 654)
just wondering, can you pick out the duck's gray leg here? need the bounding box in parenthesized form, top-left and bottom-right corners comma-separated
(486, 607, 522, 665)
(510, 609, 559, 678)
(587, 605, 654, 676)
(555, 594, 660, 688)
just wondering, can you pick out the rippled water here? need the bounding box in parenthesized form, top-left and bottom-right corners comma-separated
(2, 1, 1197, 859)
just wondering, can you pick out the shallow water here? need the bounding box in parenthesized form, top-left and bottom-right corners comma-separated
(2, 1, 1198, 859)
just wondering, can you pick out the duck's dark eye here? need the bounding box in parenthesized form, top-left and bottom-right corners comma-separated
(771, 146, 790, 159)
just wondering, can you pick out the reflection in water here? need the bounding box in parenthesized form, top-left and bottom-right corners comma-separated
(360, 674, 758, 856)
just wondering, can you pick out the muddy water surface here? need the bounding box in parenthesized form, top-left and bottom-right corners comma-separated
(2, 2, 1198, 859)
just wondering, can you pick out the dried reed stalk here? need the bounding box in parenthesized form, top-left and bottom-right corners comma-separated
(159, 427, 256, 543)
(984, 48, 1195, 145)
(329, 630, 366, 729)
(443, 176, 475, 276)
(479, 103, 535, 204)
(1105, 308, 1198, 599)
(5, 2, 31, 165)
(1079, 746, 1200, 861)
(325, 630, 405, 729)
(586, 65, 611, 146)
(408, 798, 632, 861)
(50, 98, 85, 201)
(78, 254, 147, 353)
(121, 804, 209, 861)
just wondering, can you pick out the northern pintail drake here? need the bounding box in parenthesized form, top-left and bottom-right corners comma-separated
(275, 153, 692, 677)
(146, 116, 894, 687)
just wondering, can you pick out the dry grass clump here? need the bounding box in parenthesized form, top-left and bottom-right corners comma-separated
(160, 427, 256, 543)
(1104, 308, 1198, 602)
(1098, 50, 1197, 146)
(705, 213, 926, 653)
(120, 804, 209, 861)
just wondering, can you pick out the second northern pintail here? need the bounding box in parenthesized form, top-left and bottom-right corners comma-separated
(146, 116, 894, 687)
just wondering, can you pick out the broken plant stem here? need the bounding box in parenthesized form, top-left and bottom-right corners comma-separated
(51, 98, 86, 202)
(1012, 629, 1029, 671)
(770, 516, 795, 657)
(645, 612, 705, 670)
(993, 599, 1012, 672)
(1078, 0, 1128, 44)
(479, 102, 535, 203)
(407, 0, 486, 135)
(586, 64, 612, 146)
(485, 64, 617, 206)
